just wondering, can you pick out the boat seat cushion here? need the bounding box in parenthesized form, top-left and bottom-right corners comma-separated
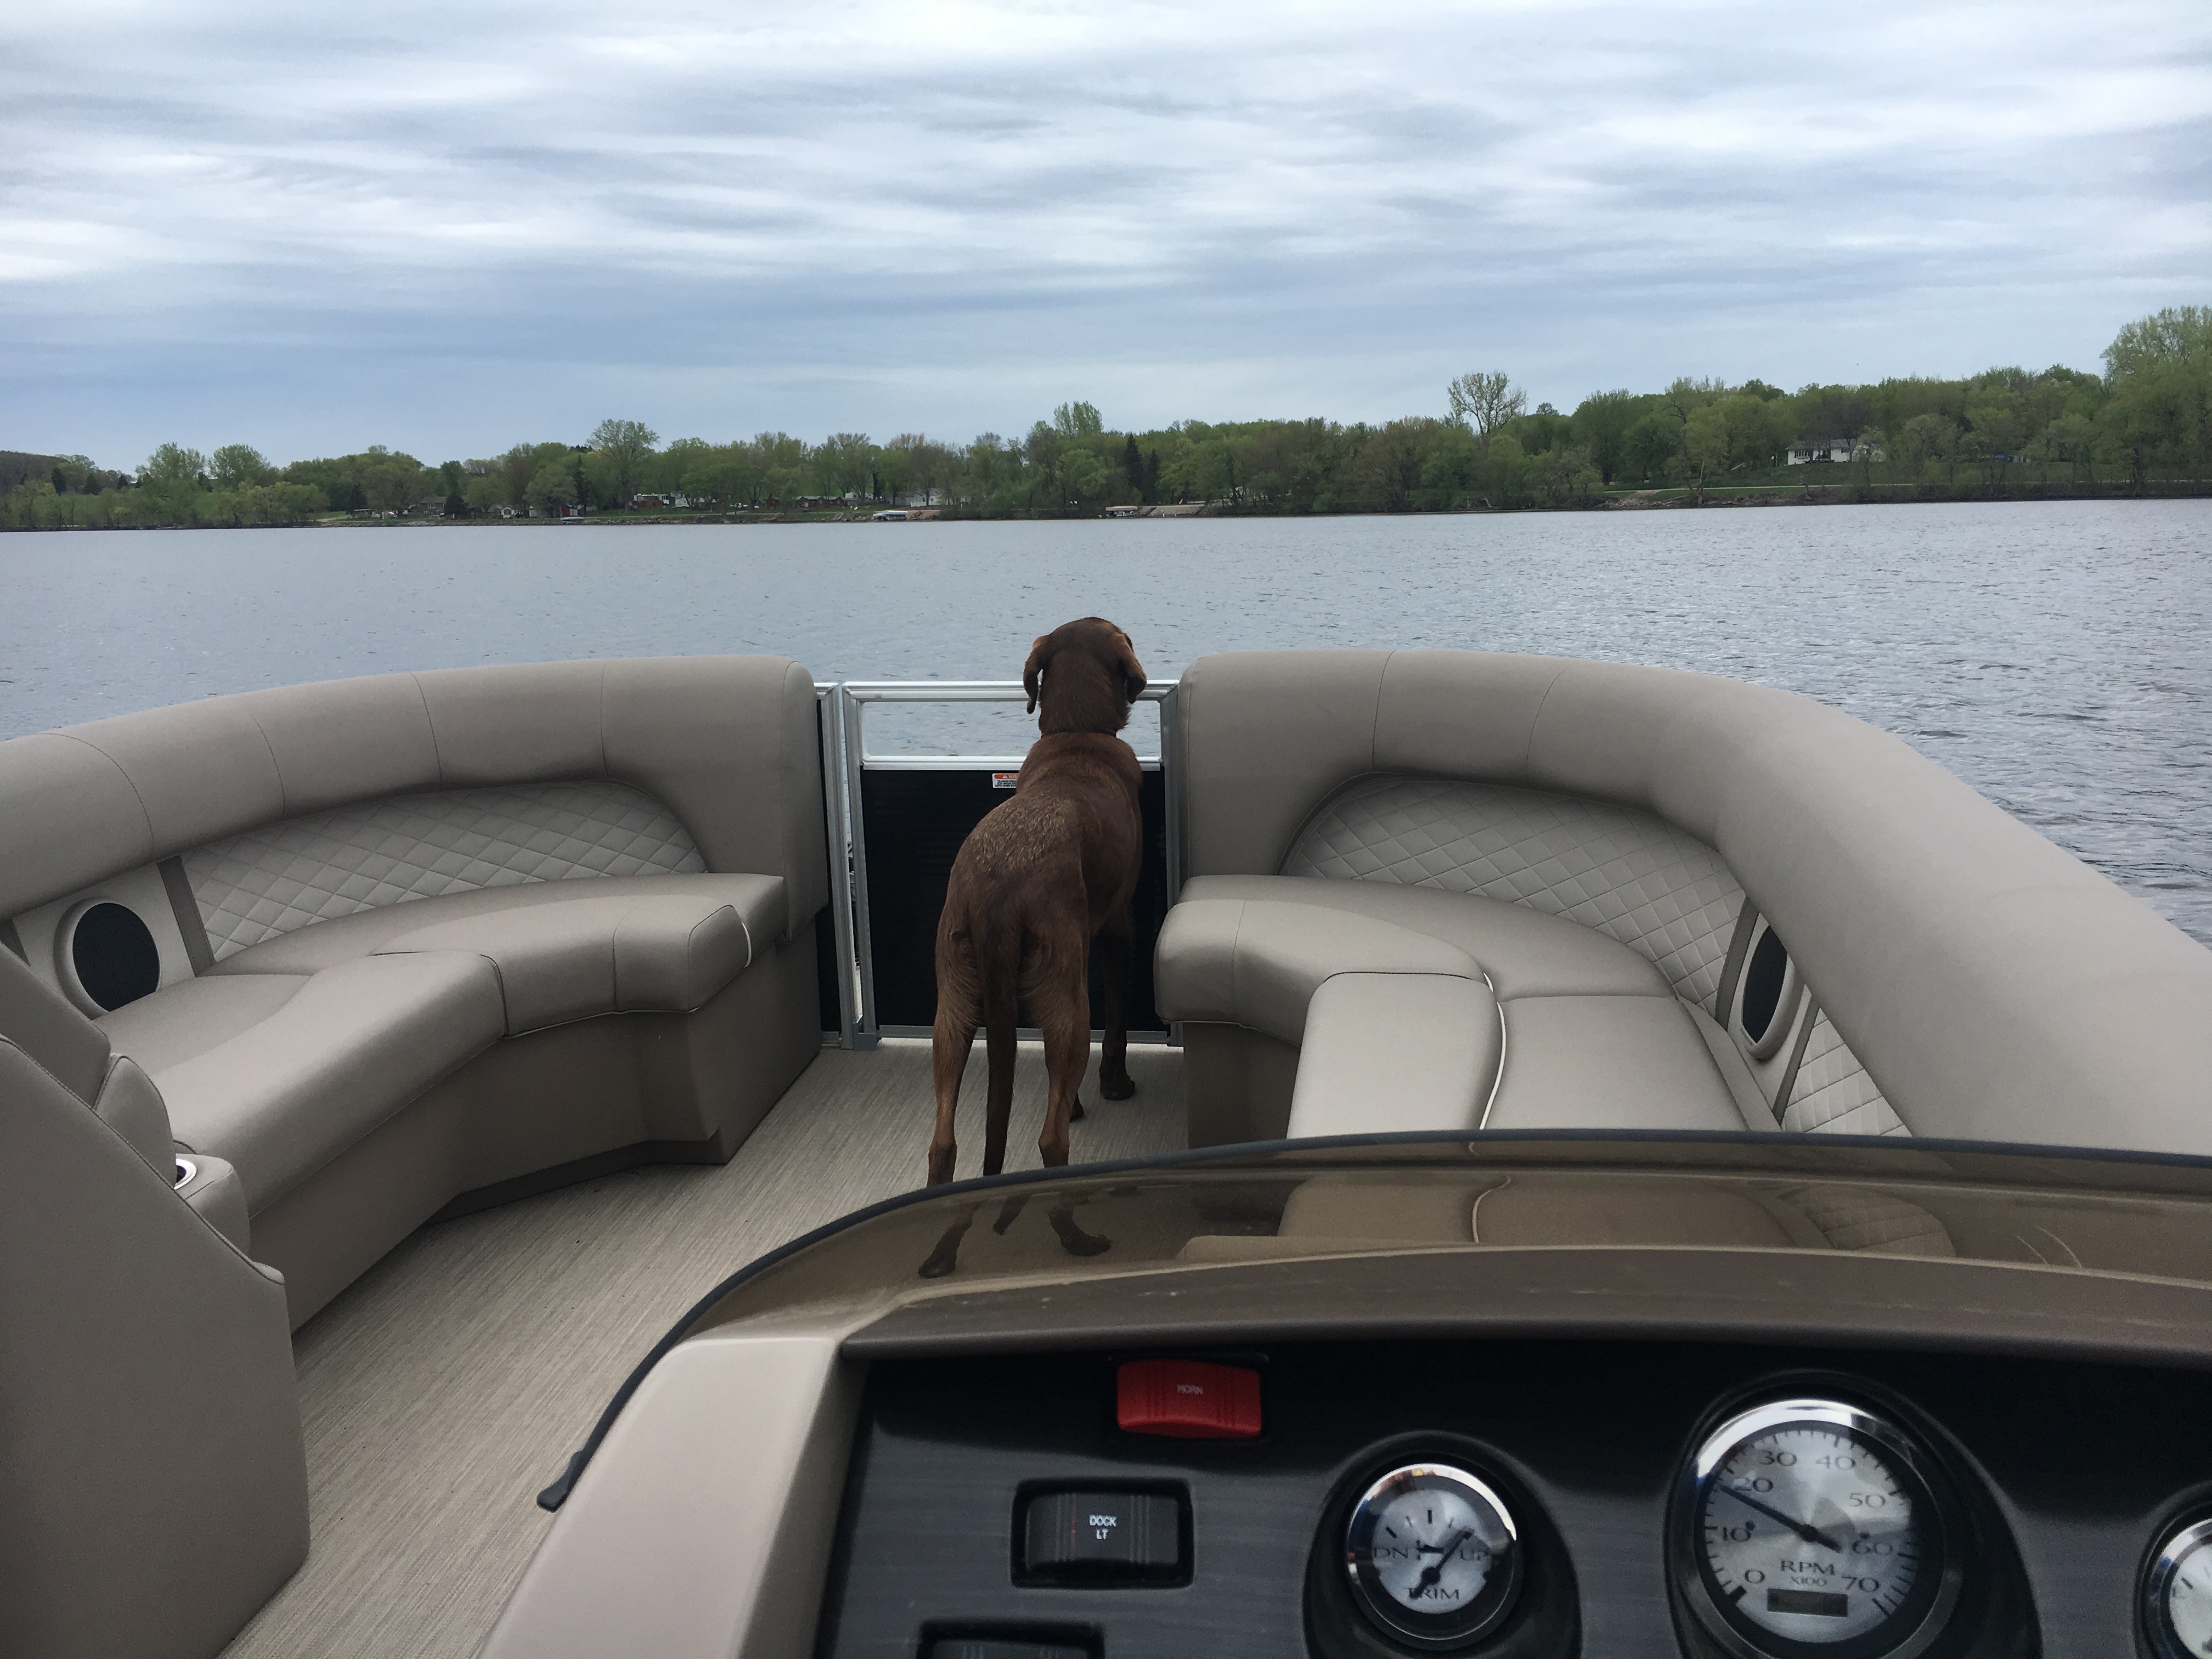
(101, 953, 504, 1211)
(1154, 898, 1482, 1046)
(1176, 874, 1670, 1000)
(1486, 996, 1743, 1132)
(1158, 884, 1748, 1137)
(1286, 973, 1502, 1138)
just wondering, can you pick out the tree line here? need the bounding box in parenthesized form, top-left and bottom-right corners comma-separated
(4, 306, 2205, 531)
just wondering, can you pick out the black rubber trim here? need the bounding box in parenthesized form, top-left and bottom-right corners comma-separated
(533, 1126, 2212, 1511)
(157, 856, 215, 977)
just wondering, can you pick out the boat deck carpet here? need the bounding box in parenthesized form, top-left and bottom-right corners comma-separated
(217, 1037, 1187, 1659)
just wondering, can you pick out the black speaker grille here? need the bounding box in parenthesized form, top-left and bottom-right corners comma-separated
(1740, 924, 1790, 1043)
(71, 902, 161, 1012)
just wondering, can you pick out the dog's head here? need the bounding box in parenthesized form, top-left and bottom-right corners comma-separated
(1023, 617, 1148, 734)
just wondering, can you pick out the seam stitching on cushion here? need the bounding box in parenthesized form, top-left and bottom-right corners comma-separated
(1369, 651, 1393, 771)
(409, 673, 448, 787)
(240, 704, 287, 816)
(50, 732, 157, 854)
(1227, 901, 1245, 1025)
(1520, 662, 1571, 779)
(606, 897, 634, 1006)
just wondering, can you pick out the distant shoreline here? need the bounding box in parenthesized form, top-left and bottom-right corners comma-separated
(4, 477, 2206, 532)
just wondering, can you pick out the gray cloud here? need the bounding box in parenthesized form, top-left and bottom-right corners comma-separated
(3, 0, 2207, 462)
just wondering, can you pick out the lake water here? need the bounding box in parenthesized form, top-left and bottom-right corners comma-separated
(3, 500, 2207, 944)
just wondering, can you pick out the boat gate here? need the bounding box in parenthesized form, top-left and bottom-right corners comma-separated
(813, 680, 1181, 1049)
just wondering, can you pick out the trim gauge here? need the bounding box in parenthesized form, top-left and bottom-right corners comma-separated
(1344, 1462, 1522, 1650)
(2145, 1516, 2212, 1659)
(1673, 1398, 1963, 1659)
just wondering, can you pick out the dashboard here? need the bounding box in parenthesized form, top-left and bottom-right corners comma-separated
(815, 1338, 2212, 1659)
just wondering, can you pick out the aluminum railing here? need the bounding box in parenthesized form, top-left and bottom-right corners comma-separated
(815, 679, 1181, 1047)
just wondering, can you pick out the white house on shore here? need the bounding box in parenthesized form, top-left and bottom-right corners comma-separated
(1787, 437, 1886, 465)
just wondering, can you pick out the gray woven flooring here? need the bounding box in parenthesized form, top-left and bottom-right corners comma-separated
(217, 1037, 1187, 1659)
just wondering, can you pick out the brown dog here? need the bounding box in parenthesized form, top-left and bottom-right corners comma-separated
(926, 617, 1147, 1188)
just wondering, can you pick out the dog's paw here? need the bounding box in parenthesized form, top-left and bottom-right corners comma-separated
(1049, 1210, 1113, 1258)
(1070, 1097, 1087, 1121)
(1099, 1073, 1137, 1101)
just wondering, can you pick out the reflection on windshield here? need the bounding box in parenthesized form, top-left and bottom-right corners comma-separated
(685, 1135, 2212, 1338)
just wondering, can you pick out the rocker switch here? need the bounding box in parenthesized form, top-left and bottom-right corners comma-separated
(1116, 1358, 1261, 1438)
(1021, 1489, 1183, 1579)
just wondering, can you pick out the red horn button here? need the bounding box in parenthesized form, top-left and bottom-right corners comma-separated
(1116, 1359, 1261, 1439)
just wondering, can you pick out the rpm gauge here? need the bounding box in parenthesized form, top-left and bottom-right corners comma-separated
(1675, 1398, 1962, 1659)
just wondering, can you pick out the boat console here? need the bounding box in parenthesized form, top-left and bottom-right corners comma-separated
(482, 1139, 2212, 1659)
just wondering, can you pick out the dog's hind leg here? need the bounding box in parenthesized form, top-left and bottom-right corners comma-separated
(1031, 948, 1091, 1169)
(927, 935, 979, 1187)
(978, 944, 1020, 1176)
(1095, 907, 1137, 1102)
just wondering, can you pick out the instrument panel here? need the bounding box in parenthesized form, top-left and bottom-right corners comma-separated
(814, 1338, 2212, 1658)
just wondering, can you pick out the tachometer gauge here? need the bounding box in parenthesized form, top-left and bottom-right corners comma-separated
(1345, 1463, 1522, 1650)
(1675, 1398, 1961, 1659)
(2144, 1516, 2212, 1659)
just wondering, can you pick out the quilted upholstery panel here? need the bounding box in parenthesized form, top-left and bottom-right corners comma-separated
(1781, 1009, 1908, 1137)
(183, 781, 706, 961)
(1283, 776, 1745, 1005)
(1784, 1184, 1952, 1256)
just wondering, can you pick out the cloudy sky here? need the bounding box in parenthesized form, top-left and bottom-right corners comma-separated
(4, 0, 2208, 467)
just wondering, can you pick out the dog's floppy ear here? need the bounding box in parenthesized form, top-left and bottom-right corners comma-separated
(1116, 631, 1148, 702)
(1022, 634, 1052, 713)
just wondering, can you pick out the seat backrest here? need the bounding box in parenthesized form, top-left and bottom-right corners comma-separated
(1, 941, 306, 1659)
(1176, 648, 2212, 1155)
(0, 943, 171, 1172)
(0, 655, 828, 947)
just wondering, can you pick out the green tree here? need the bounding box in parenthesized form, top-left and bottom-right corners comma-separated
(1482, 433, 1532, 507)
(1621, 411, 1679, 483)
(1446, 371, 1525, 453)
(1570, 391, 1640, 484)
(526, 459, 579, 515)
(136, 443, 206, 525)
(2103, 306, 2212, 381)
(1679, 405, 1728, 499)
(588, 419, 659, 506)
(1052, 400, 1104, 439)
(811, 432, 875, 499)
(209, 443, 272, 490)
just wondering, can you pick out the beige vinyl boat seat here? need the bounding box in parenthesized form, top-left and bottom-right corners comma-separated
(1158, 647, 2212, 1153)
(99, 875, 785, 1215)
(2, 655, 829, 1328)
(0, 654, 831, 1659)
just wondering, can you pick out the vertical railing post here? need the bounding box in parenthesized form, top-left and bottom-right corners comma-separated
(817, 684, 862, 1048)
(839, 686, 881, 1047)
